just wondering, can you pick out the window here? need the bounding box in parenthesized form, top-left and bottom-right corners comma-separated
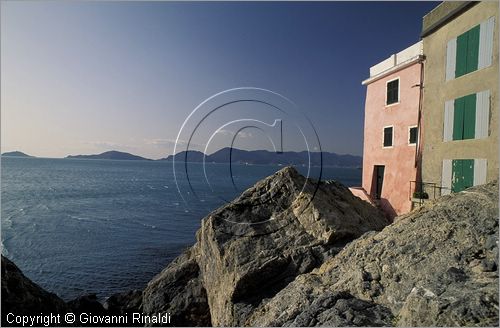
(452, 159, 474, 192)
(446, 17, 495, 81)
(386, 79, 399, 105)
(453, 93, 476, 140)
(409, 126, 418, 145)
(455, 25, 480, 78)
(383, 126, 393, 147)
(443, 90, 490, 142)
(442, 159, 487, 195)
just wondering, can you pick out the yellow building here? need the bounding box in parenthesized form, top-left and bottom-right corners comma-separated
(420, 1, 498, 197)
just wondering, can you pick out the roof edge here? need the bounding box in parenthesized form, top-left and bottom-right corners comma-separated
(362, 55, 425, 86)
(421, 1, 477, 38)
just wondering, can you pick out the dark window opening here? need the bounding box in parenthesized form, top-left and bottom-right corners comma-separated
(409, 127, 418, 144)
(386, 79, 399, 105)
(383, 127, 393, 147)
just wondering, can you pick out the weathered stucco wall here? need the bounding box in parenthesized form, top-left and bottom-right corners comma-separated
(421, 1, 499, 188)
(422, 1, 473, 36)
(362, 62, 422, 218)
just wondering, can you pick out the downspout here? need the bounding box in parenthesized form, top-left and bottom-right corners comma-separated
(415, 56, 426, 190)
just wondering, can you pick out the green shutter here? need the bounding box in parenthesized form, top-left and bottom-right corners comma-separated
(453, 97, 465, 140)
(463, 93, 476, 139)
(456, 31, 468, 77)
(452, 159, 474, 192)
(455, 24, 481, 77)
(462, 159, 474, 189)
(453, 94, 477, 140)
(452, 159, 462, 192)
(466, 25, 480, 73)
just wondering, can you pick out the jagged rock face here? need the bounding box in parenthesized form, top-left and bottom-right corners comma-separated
(142, 166, 389, 326)
(103, 289, 143, 316)
(68, 294, 107, 315)
(247, 181, 499, 326)
(1, 255, 68, 325)
(142, 248, 211, 326)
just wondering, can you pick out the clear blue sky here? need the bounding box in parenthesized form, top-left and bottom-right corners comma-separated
(1, 1, 439, 159)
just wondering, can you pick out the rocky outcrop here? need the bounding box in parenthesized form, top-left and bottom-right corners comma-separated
(246, 180, 499, 326)
(3, 168, 497, 327)
(1, 255, 143, 327)
(142, 248, 211, 326)
(142, 166, 389, 326)
(1, 255, 69, 326)
(103, 290, 143, 316)
(68, 294, 107, 315)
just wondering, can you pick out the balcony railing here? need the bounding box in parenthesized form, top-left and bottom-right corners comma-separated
(409, 181, 451, 205)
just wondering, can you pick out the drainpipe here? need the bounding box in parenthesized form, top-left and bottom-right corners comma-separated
(415, 56, 426, 191)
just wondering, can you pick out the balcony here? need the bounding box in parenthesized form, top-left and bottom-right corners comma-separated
(409, 181, 451, 208)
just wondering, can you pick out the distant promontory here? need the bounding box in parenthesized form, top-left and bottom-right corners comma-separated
(161, 148, 362, 168)
(66, 150, 151, 161)
(1, 151, 33, 158)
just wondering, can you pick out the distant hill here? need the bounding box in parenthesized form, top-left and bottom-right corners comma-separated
(1, 151, 33, 158)
(159, 150, 205, 162)
(161, 148, 362, 167)
(66, 150, 151, 161)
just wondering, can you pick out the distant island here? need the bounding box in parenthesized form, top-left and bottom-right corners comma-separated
(1, 151, 33, 157)
(161, 147, 362, 168)
(66, 150, 151, 161)
(3, 149, 362, 167)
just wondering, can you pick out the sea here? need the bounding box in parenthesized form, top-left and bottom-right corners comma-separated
(0, 157, 361, 301)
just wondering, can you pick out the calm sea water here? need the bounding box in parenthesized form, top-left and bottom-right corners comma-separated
(1, 157, 360, 301)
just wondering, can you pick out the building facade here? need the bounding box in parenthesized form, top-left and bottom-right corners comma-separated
(420, 1, 499, 195)
(361, 42, 424, 218)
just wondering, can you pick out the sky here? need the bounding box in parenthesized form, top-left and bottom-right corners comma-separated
(1, 0, 439, 159)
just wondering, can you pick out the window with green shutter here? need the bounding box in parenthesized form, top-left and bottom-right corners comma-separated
(446, 17, 495, 81)
(455, 25, 480, 78)
(453, 93, 476, 140)
(452, 159, 474, 192)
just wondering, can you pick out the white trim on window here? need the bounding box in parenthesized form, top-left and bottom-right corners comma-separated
(385, 77, 400, 107)
(441, 160, 452, 195)
(478, 16, 495, 70)
(475, 90, 490, 139)
(443, 99, 454, 141)
(408, 125, 418, 146)
(474, 159, 487, 186)
(446, 38, 457, 81)
(382, 125, 394, 148)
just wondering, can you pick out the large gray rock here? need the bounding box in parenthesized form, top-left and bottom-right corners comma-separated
(142, 248, 211, 326)
(142, 166, 389, 326)
(1, 255, 68, 326)
(1, 254, 144, 327)
(103, 289, 143, 316)
(247, 181, 499, 326)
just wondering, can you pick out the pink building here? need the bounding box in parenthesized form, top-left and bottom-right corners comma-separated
(360, 42, 424, 219)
